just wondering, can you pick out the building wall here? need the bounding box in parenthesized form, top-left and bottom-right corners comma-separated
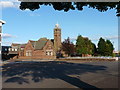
(54, 27, 61, 52)
(0, 26, 2, 60)
(19, 40, 56, 59)
(23, 41, 34, 57)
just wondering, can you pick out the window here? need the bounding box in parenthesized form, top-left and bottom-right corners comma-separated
(49, 52, 53, 56)
(5, 48, 7, 51)
(26, 52, 28, 56)
(29, 52, 32, 56)
(9, 48, 11, 51)
(49, 52, 51, 56)
(46, 51, 49, 55)
(15, 49, 17, 51)
(46, 52, 48, 55)
(26, 50, 32, 56)
(21, 48, 24, 50)
(12, 48, 14, 51)
(51, 52, 53, 56)
(46, 51, 53, 56)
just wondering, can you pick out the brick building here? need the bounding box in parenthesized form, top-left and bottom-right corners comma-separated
(9, 23, 62, 59)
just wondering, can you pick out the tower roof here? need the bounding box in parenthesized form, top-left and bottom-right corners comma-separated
(55, 24, 59, 28)
(54, 23, 61, 30)
(55, 22, 60, 28)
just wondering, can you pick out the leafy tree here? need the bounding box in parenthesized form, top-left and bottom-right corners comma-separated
(76, 35, 93, 56)
(19, 2, 120, 16)
(76, 35, 86, 55)
(97, 37, 106, 56)
(62, 37, 75, 56)
(84, 38, 93, 55)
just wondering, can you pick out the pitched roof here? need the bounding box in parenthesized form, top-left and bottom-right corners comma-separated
(29, 38, 48, 50)
(29, 40, 36, 47)
(12, 43, 21, 46)
(11, 43, 26, 50)
(19, 44, 27, 48)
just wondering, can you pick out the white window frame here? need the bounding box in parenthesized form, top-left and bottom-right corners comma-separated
(15, 49, 17, 51)
(12, 48, 14, 51)
(9, 48, 11, 51)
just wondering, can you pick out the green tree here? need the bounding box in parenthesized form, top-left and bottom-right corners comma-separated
(84, 38, 93, 55)
(98, 37, 106, 56)
(98, 38, 114, 56)
(105, 40, 114, 56)
(62, 37, 75, 56)
(76, 35, 94, 56)
(19, 2, 120, 16)
(76, 35, 85, 55)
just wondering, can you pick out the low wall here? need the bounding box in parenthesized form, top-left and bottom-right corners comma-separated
(10, 56, 119, 62)
(17, 56, 56, 60)
(58, 57, 119, 61)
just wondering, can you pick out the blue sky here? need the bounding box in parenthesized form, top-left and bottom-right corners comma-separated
(1, 1, 119, 51)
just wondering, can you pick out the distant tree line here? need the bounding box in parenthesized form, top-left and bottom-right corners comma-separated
(61, 35, 114, 57)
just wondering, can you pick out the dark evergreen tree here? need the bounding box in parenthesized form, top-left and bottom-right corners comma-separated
(97, 37, 106, 56)
(98, 38, 114, 56)
(105, 40, 114, 56)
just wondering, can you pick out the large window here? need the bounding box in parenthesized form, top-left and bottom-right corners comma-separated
(26, 50, 32, 56)
(12, 48, 14, 51)
(9, 48, 11, 51)
(46, 51, 53, 56)
(15, 49, 17, 51)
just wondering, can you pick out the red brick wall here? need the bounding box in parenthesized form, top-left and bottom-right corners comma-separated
(19, 40, 56, 59)
(24, 41, 34, 56)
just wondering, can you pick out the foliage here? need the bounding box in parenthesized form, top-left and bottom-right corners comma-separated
(98, 38, 114, 56)
(105, 40, 114, 56)
(76, 35, 94, 55)
(97, 37, 106, 56)
(19, 2, 120, 16)
(62, 37, 75, 56)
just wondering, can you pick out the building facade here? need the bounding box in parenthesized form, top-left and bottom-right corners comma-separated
(0, 20, 6, 61)
(54, 23, 61, 52)
(8, 23, 62, 60)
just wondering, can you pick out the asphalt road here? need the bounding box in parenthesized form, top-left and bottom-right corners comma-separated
(2, 60, 119, 89)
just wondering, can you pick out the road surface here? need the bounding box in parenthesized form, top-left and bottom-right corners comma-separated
(2, 60, 119, 89)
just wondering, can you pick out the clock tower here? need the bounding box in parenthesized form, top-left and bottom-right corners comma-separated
(54, 23, 61, 53)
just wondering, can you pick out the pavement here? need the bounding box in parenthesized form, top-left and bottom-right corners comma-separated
(1, 60, 119, 89)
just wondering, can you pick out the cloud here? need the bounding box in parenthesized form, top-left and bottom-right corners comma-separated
(0, 0, 20, 8)
(1, 33, 16, 39)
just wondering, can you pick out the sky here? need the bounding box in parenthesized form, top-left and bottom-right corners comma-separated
(0, 0, 119, 51)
